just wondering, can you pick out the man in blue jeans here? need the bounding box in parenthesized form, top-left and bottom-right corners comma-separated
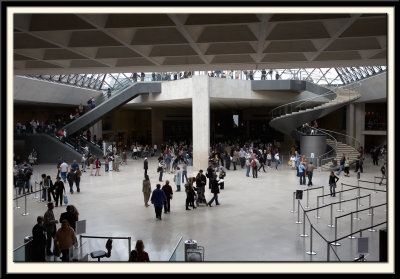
(298, 162, 306, 185)
(337, 154, 346, 175)
(150, 184, 167, 220)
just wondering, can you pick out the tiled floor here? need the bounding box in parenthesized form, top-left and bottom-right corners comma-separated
(12, 156, 388, 264)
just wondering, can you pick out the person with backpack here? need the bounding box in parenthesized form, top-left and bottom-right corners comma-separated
(251, 158, 258, 178)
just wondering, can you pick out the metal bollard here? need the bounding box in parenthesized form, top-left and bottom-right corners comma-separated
(300, 210, 308, 237)
(340, 183, 345, 202)
(321, 187, 326, 205)
(348, 213, 356, 239)
(306, 225, 316, 255)
(315, 197, 321, 219)
(337, 192, 344, 212)
(305, 190, 310, 210)
(291, 192, 297, 213)
(331, 218, 341, 246)
(328, 204, 335, 228)
(15, 188, 20, 209)
(33, 182, 38, 199)
(368, 208, 376, 232)
(367, 195, 372, 216)
(353, 198, 361, 220)
(22, 193, 29, 216)
(296, 200, 302, 224)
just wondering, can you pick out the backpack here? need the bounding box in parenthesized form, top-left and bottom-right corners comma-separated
(251, 160, 256, 167)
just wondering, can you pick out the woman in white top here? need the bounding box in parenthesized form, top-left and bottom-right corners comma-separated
(290, 155, 296, 170)
(274, 153, 281, 170)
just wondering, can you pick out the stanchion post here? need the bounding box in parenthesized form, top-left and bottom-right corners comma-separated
(354, 198, 361, 220)
(373, 177, 377, 193)
(315, 197, 321, 219)
(368, 207, 376, 232)
(321, 187, 326, 205)
(367, 195, 372, 216)
(348, 213, 356, 239)
(33, 182, 38, 199)
(15, 188, 20, 209)
(337, 191, 344, 212)
(306, 225, 317, 255)
(328, 204, 335, 228)
(305, 190, 310, 209)
(340, 183, 344, 202)
(300, 211, 308, 237)
(331, 217, 341, 246)
(291, 192, 297, 213)
(22, 194, 29, 216)
(296, 200, 302, 224)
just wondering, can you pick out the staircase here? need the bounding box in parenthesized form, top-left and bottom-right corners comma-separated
(269, 82, 362, 169)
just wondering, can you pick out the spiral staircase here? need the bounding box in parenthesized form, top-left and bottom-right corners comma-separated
(269, 82, 362, 170)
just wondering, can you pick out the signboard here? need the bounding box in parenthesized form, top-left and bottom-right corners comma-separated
(296, 190, 303, 200)
(310, 153, 315, 158)
(357, 237, 369, 254)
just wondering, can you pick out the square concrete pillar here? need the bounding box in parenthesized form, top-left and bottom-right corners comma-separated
(192, 76, 210, 172)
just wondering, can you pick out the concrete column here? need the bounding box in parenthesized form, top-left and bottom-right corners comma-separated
(90, 120, 102, 140)
(355, 103, 365, 148)
(192, 76, 210, 172)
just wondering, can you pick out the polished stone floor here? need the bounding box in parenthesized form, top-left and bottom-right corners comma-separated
(11, 156, 388, 266)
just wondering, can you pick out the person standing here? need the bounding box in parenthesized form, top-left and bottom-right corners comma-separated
(185, 178, 197, 210)
(143, 157, 148, 178)
(379, 162, 387, 185)
(44, 202, 59, 255)
(31, 216, 46, 262)
(307, 162, 316, 186)
(59, 205, 78, 232)
(66, 168, 76, 194)
(251, 158, 258, 178)
(81, 153, 87, 172)
(162, 180, 173, 214)
(267, 151, 272, 169)
(344, 157, 350, 177)
(104, 156, 109, 172)
(245, 158, 251, 177)
(218, 166, 226, 189)
(208, 174, 220, 207)
(299, 162, 306, 185)
(47, 175, 56, 202)
(60, 160, 68, 183)
(95, 157, 101, 176)
(54, 220, 77, 262)
(158, 160, 165, 182)
(182, 161, 188, 184)
(329, 171, 339, 197)
(88, 155, 95, 176)
(175, 167, 182, 192)
(150, 184, 167, 220)
(337, 154, 346, 175)
(129, 240, 150, 262)
(54, 176, 65, 207)
(274, 152, 281, 170)
(142, 175, 152, 207)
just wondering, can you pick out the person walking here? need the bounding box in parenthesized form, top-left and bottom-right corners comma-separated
(142, 175, 152, 207)
(54, 220, 77, 262)
(329, 171, 339, 197)
(162, 180, 173, 214)
(218, 166, 226, 189)
(150, 184, 167, 220)
(31, 216, 46, 261)
(60, 160, 69, 183)
(344, 157, 350, 177)
(59, 205, 79, 232)
(66, 168, 76, 194)
(298, 162, 306, 185)
(307, 162, 316, 186)
(175, 167, 182, 192)
(379, 162, 387, 185)
(185, 178, 197, 210)
(274, 152, 281, 170)
(158, 160, 165, 182)
(54, 176, 65, 207)
(251, 158, 258, 178)
(208, 174, 220, 207)
(95, 157, 101, 176)
(337, 154, 346, 175)
(143, 157, 148, 178)
(44, 202, 59, 255)
(129, 240, 150, 262)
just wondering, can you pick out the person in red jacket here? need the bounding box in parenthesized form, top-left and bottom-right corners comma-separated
(95, 157, 101, 176)
(162, 180, 173, 213)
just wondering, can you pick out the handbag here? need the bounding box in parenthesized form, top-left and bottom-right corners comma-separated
(64, 194, 68, 205)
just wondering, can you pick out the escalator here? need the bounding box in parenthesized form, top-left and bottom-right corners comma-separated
(62, 81, 161, 136)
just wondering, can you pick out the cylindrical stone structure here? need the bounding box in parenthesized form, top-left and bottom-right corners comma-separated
(300, 134, 327, 166)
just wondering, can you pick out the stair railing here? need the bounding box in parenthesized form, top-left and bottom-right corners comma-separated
(318, 128, 361, 168)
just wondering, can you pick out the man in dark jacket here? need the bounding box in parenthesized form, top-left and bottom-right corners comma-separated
(162, 180, 173, 213)
(59, 205, 78, 232)
(32, 216, 46, 261)
(208, 174, 220, 207)
(144, 157, 148, 178)
(150, 184, 167, 220)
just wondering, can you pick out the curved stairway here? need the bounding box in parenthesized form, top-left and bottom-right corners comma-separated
(269, 82, 361, 169)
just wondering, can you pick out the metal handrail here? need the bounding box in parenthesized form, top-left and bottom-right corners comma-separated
(312, 128, 338, 167)
(271, 89, 338, 119)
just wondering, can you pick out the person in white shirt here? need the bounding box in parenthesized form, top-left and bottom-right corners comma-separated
(60, 161, 69, 182)
(290, 155, 296, 170)
(274, 153, 281, 170)
(153, 144, 157, 156)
